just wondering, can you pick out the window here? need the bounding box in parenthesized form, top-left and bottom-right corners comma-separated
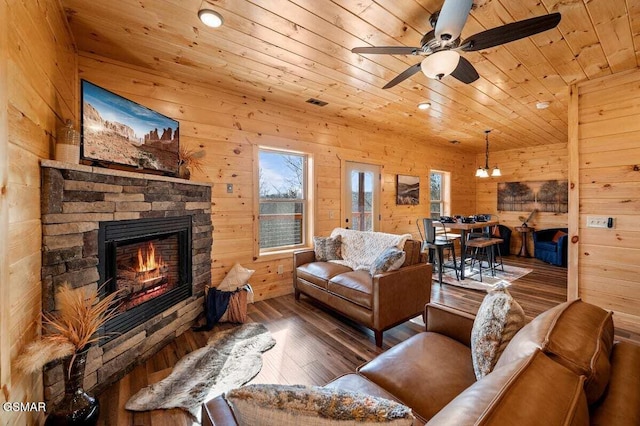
(430, 170, 451, 219)
(258, 148, 311, 252)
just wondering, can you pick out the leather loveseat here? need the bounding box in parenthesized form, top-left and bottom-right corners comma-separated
(293, 236, 430, 347)
(202, 299, 640, 425)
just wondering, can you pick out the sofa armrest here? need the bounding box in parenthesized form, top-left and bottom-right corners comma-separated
(425, 303, 475, 348)
(373, 263, 431, 330)
(293, 249, 316, 267)
(202, 396, 238, 426)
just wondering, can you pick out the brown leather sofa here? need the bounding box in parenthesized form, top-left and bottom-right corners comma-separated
(202, 299, 640, 425)
(293, 239, 431, 347)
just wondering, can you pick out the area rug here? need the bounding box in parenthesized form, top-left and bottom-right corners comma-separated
(433, 262, 532, 292)
(125, 323, 275, 421)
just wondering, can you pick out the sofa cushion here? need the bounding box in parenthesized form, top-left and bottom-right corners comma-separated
(328, 270, 373, 309)
(297, 262, 352, 289)
(225, 384, 414, 426)
(426, 350, 589, 426)
(496, 299, 614, 404)
(552, 230, 568, 243)
(313, 235, 342, 262)
(401, 240, 422, 267)
(358, 332, 476, 421)
(370, 247, 406, 276)
(470, 284, 525, 379)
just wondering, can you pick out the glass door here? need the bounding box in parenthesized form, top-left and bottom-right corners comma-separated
(343, 162, 380, 231)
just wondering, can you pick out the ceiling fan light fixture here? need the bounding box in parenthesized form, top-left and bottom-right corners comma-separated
(198, 9, 224, 28)
(421, 51, 460, 80)
(417, 102, 431, 110)
(435, 0, 473, 43)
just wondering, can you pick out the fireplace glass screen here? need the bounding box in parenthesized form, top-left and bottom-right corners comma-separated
(116, 235, 180, 312)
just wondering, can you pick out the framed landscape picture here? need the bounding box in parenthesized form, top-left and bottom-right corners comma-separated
(81, 80, 180, 175)
(396, 175, 420, 205)
(497, 180, 568, 213)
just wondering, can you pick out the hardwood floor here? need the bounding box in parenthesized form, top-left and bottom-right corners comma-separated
(95, 256, 636, 425)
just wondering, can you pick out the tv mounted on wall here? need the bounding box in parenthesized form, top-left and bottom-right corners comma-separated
(81, 80, 180, 175)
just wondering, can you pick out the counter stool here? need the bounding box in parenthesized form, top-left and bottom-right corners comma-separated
(466, 237, 503, 282)
(417, 218, 459, 286)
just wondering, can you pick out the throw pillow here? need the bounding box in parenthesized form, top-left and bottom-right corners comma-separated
(225, 384, 414, 426)
(470, 281, 526, 380)
(219, 263, 255, 291)
(370, 247, 406, 276)
(491, 225, 501, 237)
(313, 235, 342, 262)
(551, 230, 567, 243)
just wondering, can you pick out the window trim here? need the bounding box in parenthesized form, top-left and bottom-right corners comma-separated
(254, 146, 314, 257)
(430, 169, 451, 219)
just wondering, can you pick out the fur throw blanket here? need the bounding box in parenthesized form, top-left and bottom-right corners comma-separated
(329, 228, 411, 270)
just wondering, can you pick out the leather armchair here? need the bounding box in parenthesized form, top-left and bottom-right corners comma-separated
(533, 228, 568, 266)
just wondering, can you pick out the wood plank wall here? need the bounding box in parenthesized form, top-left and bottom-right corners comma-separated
(475, 143, 569, 254)
(78, 54, 477, 302)
(574, 69, 640, 334)
(1, 0, 77, 424)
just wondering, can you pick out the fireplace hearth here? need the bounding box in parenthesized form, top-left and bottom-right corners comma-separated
(98, 216, 192, 340)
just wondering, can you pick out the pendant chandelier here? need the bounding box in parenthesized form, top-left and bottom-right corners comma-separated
(476, 130, 501, 178)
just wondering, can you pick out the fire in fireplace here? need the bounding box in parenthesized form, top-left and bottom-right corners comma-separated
(98, 216, 192, 340)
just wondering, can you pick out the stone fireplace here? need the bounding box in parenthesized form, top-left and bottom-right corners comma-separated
(40, 160, 212, 404)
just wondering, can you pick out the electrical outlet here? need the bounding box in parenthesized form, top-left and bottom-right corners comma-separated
(277, 264, 284, 274)
(586, 216, 608, 228)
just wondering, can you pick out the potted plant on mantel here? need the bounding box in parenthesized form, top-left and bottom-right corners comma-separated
(15, 284, 120, 425)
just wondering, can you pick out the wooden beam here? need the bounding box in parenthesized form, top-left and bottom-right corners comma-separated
(567, 83, 580, 301)
(0, 0, 11, 399)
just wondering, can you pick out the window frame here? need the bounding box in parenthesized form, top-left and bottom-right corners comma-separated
(255, 146, 313, 256)
(430, 170, 451, 219)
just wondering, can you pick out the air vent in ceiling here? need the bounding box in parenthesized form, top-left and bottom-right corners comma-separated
(306, 98, 328, 107)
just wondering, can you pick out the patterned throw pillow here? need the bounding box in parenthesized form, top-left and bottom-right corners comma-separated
(471, 281, 526, 380)
(370, 247, 406, 276)
(313, 235, 342, 261)
(552, 230, 567, 243)
(226, 384, 414, 426)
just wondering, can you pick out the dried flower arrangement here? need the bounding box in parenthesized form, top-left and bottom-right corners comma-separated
(15, 283, 120, 375)
(178, 146, 205, 174)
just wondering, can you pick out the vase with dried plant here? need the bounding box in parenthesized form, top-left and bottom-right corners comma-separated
(15, 283, 120, 425)
(177, 146, 205, 180)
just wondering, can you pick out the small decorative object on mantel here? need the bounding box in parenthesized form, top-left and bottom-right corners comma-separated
(55, 120, 80, 164)
(178, 146, 205, 180)
(14, 284, 121, 425)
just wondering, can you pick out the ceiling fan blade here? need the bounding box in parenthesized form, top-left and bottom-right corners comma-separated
(351, 46, 421, 55)
(461, 13, 561, 52)
(435, 0, 473, 43)
(382, 63, 422, 89)
(450, 56, 479, 84)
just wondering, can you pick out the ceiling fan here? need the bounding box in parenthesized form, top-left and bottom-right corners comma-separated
(351, 0, 561, 89)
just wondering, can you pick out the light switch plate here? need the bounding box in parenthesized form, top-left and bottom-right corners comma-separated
(586, 216, 608, 228)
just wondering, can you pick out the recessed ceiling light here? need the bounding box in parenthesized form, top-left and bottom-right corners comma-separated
(417, 102, 431, 110)
(198, 9, 224, 28)
(536, 101, 550, 110)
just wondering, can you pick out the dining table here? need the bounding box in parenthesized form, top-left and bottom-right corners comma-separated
(436, 219, 500, 280)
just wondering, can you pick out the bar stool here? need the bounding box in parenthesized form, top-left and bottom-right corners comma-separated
(466, 236, 503, 282)
(417, 218, 459, 285)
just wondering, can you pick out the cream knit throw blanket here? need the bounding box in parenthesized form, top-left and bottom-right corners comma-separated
(329, 228, 411, 271)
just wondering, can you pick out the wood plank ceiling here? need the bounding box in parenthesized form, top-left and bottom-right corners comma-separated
(61, 0, 640, 152)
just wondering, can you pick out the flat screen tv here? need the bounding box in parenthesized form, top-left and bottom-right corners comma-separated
(81, 80, 179, 175)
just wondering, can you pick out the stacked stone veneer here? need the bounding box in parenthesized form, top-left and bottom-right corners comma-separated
(40, 160, 212, 404)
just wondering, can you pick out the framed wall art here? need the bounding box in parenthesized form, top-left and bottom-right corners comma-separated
(396, 175, 420, 205)
(497, 180, 568, 213)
